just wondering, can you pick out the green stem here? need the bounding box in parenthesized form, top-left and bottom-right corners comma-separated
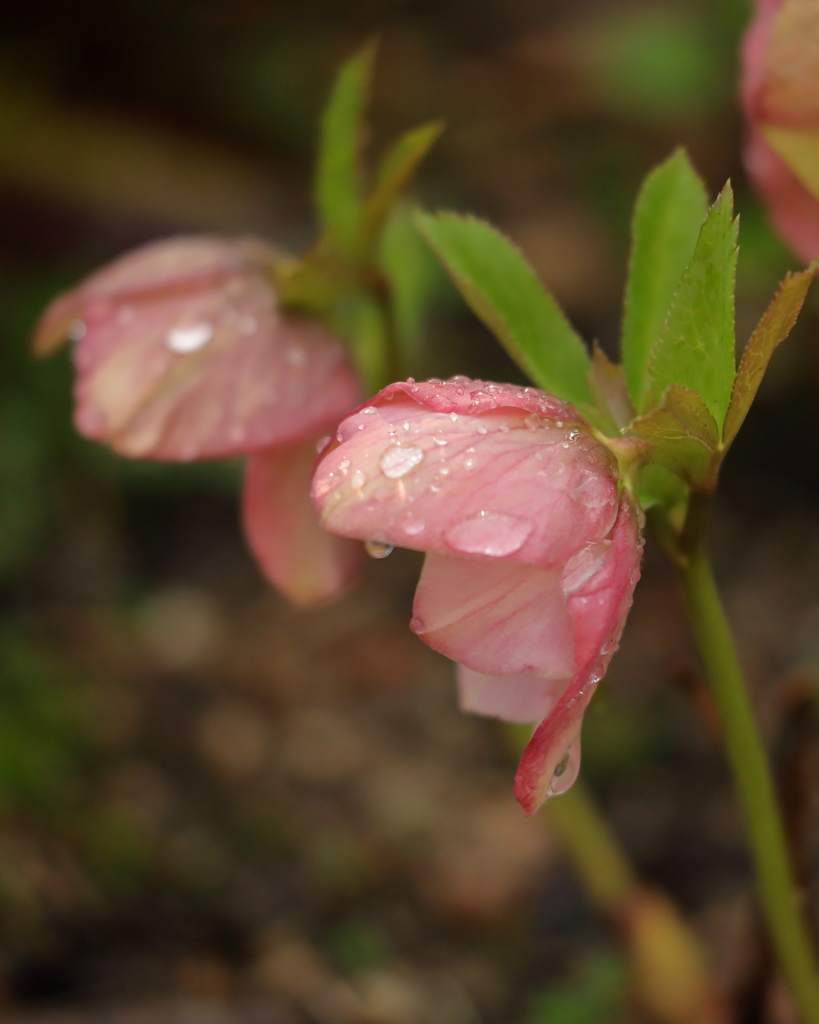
(670, 497, 819, 1023)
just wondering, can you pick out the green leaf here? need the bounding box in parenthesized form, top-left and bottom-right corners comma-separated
(722, 264, 816, 447)
(588, 343, 634, 434)
(332, 291, 389, 395)
(378, 204, 443, 369)
(364, 121, 444, 241)
(622, 149, 707, 412)
(315, 43, 376, 256)
(629, 385, 720, 489)
(415, 211, 594, 410)
(647, 183, 738, 431)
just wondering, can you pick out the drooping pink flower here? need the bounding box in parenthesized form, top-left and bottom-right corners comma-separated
(311, 377, 643, 813)
(34, 235, 362, 604)
(741, 0, 819, 261)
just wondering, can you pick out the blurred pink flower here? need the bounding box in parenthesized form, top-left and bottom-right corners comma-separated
(34, 235, 362, 604)
(312, 377, 643, 813)
(742, 0, 819, 261)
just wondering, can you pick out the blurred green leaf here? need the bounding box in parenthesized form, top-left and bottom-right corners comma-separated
(637, 463, 688, 513)
(379, 204, 443, 372)
(647, 185, 738, 431)
(622, 150, 707, 413)
(315, 43, 376, 256)
(527, 951, 628, 1024)
(415, 211, 594, 411)
(578, 7, 727, 124)
(723, 265, 816, 446)
(328, 919, 388, 973)
(333, 291, 390, 394)
(364, 121, 443, 242)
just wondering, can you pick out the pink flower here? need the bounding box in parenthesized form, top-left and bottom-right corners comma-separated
(312, 377, 643, 813)
(34, 235, 362, 604)
(741, 0, 819, 261)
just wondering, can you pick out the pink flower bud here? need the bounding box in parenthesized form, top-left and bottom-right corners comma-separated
(742, 0, 819, 260)
(312, 377, 643, 813)
(34, 235, 360, 460)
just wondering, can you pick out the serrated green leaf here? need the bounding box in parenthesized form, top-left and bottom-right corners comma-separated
(315, 44, 376, 256)
(629, 385, 719, 489)
(647, 183, 738, 431)
(415, 211, 594, 410)
(364, 121, 443, 241)
(622, 149, 707, 412)
(722, 264, 816, 447)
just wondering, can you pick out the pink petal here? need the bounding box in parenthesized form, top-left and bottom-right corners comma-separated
(37, 235, 360, 460)
(242, 440, 362, 606)
(744, 129, 819, 261)
(741, 0, 785, 118)
(457, 664, 568, 723)
(73, 275, 359, 460)
(753, 0, 819, 128)
(514, 495, 642, 815)
(314, 385, 618, 569)
(412, 553, 575, 677)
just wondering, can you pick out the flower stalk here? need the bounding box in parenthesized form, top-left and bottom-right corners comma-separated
(658, 496, 819, 1023)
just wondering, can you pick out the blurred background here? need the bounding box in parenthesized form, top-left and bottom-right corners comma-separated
(3, 0, 819, 1020)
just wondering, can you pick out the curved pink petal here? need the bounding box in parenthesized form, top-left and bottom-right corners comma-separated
(33, 236, 275, 357)
(741, 0, 786, 118)
(752, 0, 819, 128)
(242, 440, 362, 606)
(314, 381, 618, 569)
(744, 130, 819, 263)
(36, 235, 360, 460)
(413, 554, 575, 677)
(457, 664, 568, 724)
(514, 495, 642, 815)
(741, 0, 819, 257)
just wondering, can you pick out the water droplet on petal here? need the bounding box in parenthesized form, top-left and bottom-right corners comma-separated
(338, 457, 351, 473)
(409, 616, 425, 634)
(365, 540, 394, 559)
(286, 345, 307, 366)
(445, 512, 533, 557)
(524, 413, 541, 429)
(403, 518, 425, 536)
(379, 445, 424, 479)
(166, 322, 213, 353)
(68, 319, 86, 342)
(549, 739, 581, 796)
(361, 406, 377, 415)
(351, 469, 366, 490)
(476, 425, 488, 434)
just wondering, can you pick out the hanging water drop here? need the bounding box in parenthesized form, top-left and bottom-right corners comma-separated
(365, 539, 394, 559)
(68, 320, 86, 343)
(549, 739, 581, 796)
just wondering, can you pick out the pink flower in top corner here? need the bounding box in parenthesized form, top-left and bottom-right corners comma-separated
(742, 0, 819, 261)
(311, 376, 643, 814)
(34, 235, 362, 605)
